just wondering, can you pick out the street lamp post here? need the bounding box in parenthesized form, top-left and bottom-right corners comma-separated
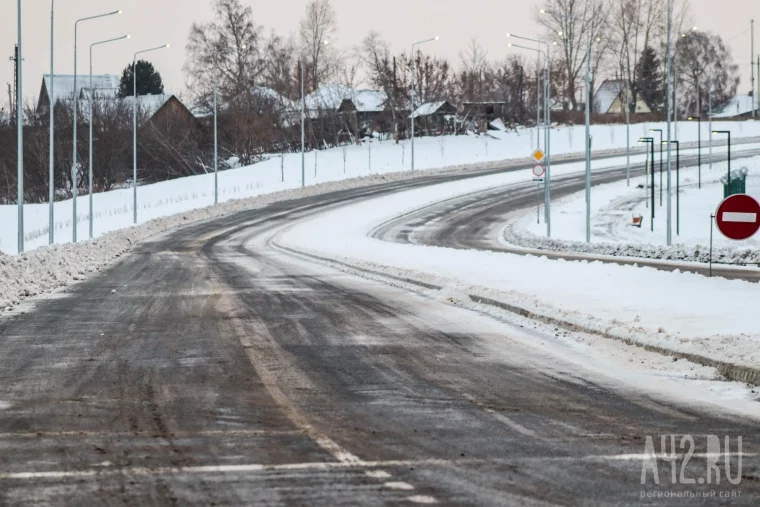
(688, 116, 701, 188)
(132, 44, 169, 223)
(713, 130, 732, 188)
(665, 0, 673, 246)
(89, 35, 129, 240)
(17, 0, 23, 254)
(639, 138, 656, 232)
(649, 129, 663, 205)
(507, 33, 554, 237)
(72, 9, 122, 243)
(410, 36, 438, 172)
(663, 141, 680, 235)
(584, 37, 600, 243)
(49, 0, 55, 245)
(300, 61, 305, 187)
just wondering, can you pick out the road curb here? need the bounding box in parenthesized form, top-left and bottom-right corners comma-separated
(274, 240, 760, 387)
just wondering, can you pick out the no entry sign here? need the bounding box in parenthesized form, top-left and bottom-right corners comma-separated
(715, 194, 760, 240)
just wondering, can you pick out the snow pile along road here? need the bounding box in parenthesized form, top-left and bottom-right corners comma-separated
(4, 120, 760, 255)
(0, 161, 526, 313)
(506, 156, 760, 265)
(276, 167, 760, 376)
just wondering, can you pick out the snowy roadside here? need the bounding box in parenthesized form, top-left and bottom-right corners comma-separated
(0, 154, 575, 313)
(505, 155, 760, 265)
(274, 167, 760, 382)
(5, 121, 760, 255)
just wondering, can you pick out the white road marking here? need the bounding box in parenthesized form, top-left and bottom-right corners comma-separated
(365, 470, 392, 479)
(723, 212, 757, 223)
(0, 458, 472, 480)
(583, 452, 754, 461)
(384, 481, 415, 491)
(407, 495, 438, 504)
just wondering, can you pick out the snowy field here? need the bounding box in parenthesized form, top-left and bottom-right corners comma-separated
(277, 163, 760, 371)
(508, 155, 760, 264)
(4, 120, 760, 255)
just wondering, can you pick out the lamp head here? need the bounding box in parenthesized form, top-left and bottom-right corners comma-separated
(434, 36, 440, 41)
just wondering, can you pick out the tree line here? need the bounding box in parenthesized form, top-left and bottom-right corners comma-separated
(0, 0, 743, 204)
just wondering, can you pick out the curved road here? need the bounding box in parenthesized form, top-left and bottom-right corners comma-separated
(0, 152, 759, 505)
(374, 148, 760, 282)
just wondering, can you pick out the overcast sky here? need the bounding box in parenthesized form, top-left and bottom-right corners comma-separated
(0, 0, 757, 110)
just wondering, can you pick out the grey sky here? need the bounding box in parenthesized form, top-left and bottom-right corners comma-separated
(1, 0, 757, 109)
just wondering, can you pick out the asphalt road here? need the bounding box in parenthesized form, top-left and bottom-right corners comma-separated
(373, 148, 760, 282)
(1, 151, 759, 505)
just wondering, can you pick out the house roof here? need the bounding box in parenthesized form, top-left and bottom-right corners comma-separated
(712, 94, 757, 118)
(411, 101, 453, 118)
(593, 80, 626, 114)
(42, 74, 120, 104)
(121, 94, 174, 118)
(305, 83, 353, 111)
(348, 90, 388, 113)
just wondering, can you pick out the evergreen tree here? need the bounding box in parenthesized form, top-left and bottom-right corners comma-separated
(118, 60, 165, 98)
(634, 46, 664, 112)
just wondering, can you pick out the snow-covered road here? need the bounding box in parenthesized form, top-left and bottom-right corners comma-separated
(277, 157, 760, 373)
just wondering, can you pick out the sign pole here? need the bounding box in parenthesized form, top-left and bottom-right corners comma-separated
(709, 214, 714, 277)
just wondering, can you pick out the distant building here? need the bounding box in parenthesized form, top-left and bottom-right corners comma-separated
(712, 94, 760, 119)
(122, 94, 198, 130)
(593, 79, 651, 114)
(462, 102, 506, 132)
(410, 101, 458, 135)
(338, 89, 393, 136)
(37, 74, 120, 113)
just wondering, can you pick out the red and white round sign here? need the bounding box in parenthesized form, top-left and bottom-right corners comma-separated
(532, 165, 546, 178)
(715, 194, 760, 240)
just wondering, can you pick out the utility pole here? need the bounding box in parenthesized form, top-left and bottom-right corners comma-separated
(752, 20, 756, 119)
(9, 45, 19, 123)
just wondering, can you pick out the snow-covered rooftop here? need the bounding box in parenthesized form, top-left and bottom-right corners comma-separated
(712, 94, 758, 118)
(346, 90, 388, 113)
(121, 94, 174, 118)
(593, 80, 626, 114)
(305, 83, 352, 111)
(411, 101, 448, 118)
(42, 74, 120, 104)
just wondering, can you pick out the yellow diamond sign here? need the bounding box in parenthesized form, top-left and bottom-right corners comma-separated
(531, 149, 546, 164)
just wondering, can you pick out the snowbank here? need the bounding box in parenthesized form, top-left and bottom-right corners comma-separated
(5, 120, 760, 255)
(507, 156, 760, 265)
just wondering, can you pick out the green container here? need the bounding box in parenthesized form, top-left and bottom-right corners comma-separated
(723, 176, 747, 198)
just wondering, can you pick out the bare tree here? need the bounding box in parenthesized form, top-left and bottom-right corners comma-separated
(537, 0, 611, 110)
(185, 0, 271, 111)
(300, 0, 338, 92)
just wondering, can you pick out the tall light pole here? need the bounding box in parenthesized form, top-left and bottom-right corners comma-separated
(300, 60, 305, 187)
(688, 116, 702, 188)
(508, 35, 554, 237)
(49, 0, 55, 245)
(584, 37, 600, 243)
(639, 138, 656, 232)
(132, 44, 169, 223)
(72, 9, 122, 243)
(708, 70, 713, 171)
(16, 0, 23, 254)
(299, 40, 327, 187)
(410, 36, 439, 172)
(665, 0, 673, 246)
(663, 140, 680, 235)
(752, 20, 755, 119)
(649, 129, 663, 205)
(89, 35, 129, 240)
